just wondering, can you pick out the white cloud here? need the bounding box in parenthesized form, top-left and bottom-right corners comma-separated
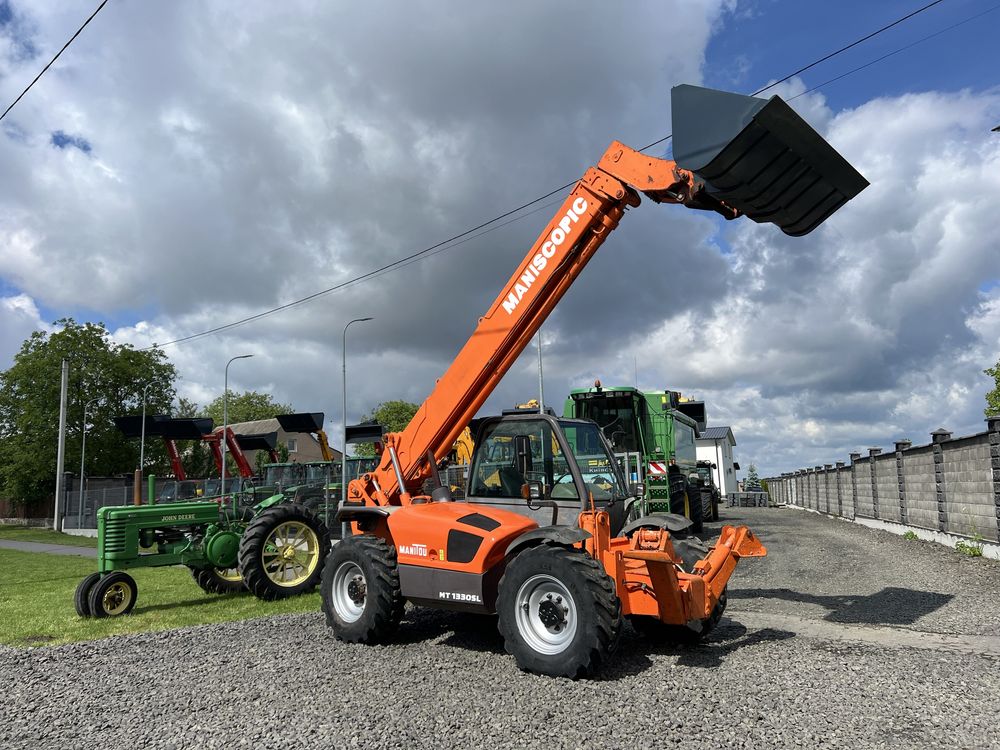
(3, 4, 1000, 479)
(0, 293, 49, 364)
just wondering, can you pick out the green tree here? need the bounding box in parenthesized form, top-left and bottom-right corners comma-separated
(0, 320, 176, 508)
(353, 400, 419, 457)
(985, 360, 1000, 416)
(202, 390, 293, 425)
(174, 397, 201, 418)
(744, 463, 761, 491)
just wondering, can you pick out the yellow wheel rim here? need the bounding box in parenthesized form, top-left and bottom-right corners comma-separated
(101, 581, 133, 615)
(216, 568, 242, 583)
(261, 521, 320, 587)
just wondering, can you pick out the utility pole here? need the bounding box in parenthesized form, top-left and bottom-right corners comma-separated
(53, 359, 69, 531)
(536, 331, 544, 412)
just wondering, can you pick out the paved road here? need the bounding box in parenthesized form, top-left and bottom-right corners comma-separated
(3, 507, 1000, 749)
(0, 540, 97, 557)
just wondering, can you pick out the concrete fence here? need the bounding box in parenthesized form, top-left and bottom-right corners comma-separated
(765, 418, 1000, 543)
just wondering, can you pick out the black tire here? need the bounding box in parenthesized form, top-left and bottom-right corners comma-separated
(673, 536, 710, 573)
(238, 504, 331, 601)
(497, 545, 622, 678)
(711, 492, 721, 522)
(74, 572, 101, 617)
(686, 488, 704, 534)
(629, 586, 727, 644)
(700, 488, 714, 524)
(190, 566, 245, 595)
(88, 572, 138, 618)
(321, 535, 404, 644)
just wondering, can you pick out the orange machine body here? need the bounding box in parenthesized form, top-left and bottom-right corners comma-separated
(339, 141, 766, 619)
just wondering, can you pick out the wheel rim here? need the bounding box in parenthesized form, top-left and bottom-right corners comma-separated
(514, 574, 577, 655)
(261, 521, 321, 587)
(101, 581, 133, 615)
(330, 561, 367, 623)
(216, 568, 242, 583)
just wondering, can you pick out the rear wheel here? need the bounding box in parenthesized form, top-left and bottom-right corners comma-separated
(497, 545, 621, 678)
(238, 504, 331, 600)
(74, 572, 101, 617)
(321, 535, 404, 644)
(88, 572, 138, 618)
(190, 566, 245, 595)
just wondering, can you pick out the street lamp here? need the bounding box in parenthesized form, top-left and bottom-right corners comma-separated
(342, 317, 373, 538)
(139, 381, 153, 478)
(78, 398, 97, 529)
(222, 354, 254, 507)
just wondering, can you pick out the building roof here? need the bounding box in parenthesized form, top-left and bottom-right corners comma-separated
(698, 426, 736, 445)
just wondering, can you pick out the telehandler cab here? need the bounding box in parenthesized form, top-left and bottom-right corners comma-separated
(323, 84, 866, 677)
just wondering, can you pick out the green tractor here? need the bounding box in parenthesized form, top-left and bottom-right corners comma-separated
(74, 495, 330, 617)
(255, 457, 379, 525)
(692, 459, 722, 524)
(564, 383, 708, 532)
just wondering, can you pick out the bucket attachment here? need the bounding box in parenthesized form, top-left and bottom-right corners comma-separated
(671, 84, 868, 236)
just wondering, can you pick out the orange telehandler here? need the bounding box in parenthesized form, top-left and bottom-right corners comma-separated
(321, 84, 868, 677)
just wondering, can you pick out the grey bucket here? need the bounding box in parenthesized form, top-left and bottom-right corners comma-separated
(671, 84, 868, 236)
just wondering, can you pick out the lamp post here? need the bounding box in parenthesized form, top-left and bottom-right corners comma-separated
(78, 398, 97, 529)
(222, 354, 254, 508)
(139, 381, 153, 479)
(536, 330, 544, 412)
(342, 317, 373, 538)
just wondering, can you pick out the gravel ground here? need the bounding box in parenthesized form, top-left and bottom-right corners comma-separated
(3, 507, 1000, 750)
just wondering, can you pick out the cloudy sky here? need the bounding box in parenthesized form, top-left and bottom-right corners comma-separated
(1, 0, 999, 477)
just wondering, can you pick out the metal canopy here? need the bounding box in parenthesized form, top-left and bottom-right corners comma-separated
(235, 431, 278, 451)
(113, 414, 170, 438)
(159, 418, 215, 440)
(345, 422, 385, 444)
(671, 84, 868, 236)
(276, 412, 325, 434)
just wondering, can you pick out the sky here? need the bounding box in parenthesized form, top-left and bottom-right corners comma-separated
(1, 0, 999, 478)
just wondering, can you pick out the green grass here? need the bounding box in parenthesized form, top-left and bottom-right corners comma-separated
(0, 525, 97, 547)
(0, 549, 321, 647)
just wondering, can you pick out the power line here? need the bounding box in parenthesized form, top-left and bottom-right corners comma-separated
(0, 0, 109, 123)
(787, 2, 1000, 103)
(148, 0, 954, 350)
(750, 0, 948, 98)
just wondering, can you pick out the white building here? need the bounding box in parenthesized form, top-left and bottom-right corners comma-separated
(696, 426, 739, 497)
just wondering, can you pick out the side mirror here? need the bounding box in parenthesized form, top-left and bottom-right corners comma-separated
(711, 463, 717, 469)
(631, 482, 645, 499)
(521, 481, 544, 501)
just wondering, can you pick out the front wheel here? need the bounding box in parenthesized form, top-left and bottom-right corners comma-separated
(74, 572, 101, 617)
(238, 504, 331, 601)
(88, 572, 138, 618)
(321, 535, 404, 644)
(497, 545, 621, 678)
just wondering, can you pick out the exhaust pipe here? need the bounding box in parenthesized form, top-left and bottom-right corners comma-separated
(671, 84, 868, 236)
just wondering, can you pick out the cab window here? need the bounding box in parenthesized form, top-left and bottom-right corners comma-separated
(469, 420, 577, 499)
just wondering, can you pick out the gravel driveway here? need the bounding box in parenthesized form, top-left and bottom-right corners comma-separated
(4, 507, 1000, 750)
